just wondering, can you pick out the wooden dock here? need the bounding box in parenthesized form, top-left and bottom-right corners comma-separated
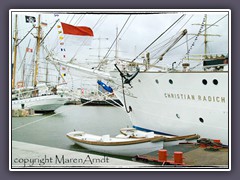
(134, 143, 229, 168)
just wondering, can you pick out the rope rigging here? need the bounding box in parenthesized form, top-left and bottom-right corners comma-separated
(173, 14, 228, 70)
(94, 15, 132, 70)
(119, 15, 137, 39)
(149, 15, 194, 60)
(131, 14, 186, 62)
(68, 14, 76, 24)
(70, 15, 106, 61)
(171, 14, 228, 69)
(74, 15, 85, 25)
(184, 15, 206, 59)
(149, 32, 185, 60)
(101, 15, 132, 61)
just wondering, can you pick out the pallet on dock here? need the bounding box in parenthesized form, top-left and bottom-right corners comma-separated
(12, 108, 35, 117)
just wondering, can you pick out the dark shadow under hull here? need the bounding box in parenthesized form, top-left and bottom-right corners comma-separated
(80, 98, 123, 107)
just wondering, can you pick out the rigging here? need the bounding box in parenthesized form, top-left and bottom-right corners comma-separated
(102, 15, 132, 60)
(131, 14, 185, 62)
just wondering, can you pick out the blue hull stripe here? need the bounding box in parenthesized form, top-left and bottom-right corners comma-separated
(132, 125, 176, 136)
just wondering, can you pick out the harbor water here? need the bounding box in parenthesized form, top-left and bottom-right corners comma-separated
(12, 105, 132, 158)
(11, 104, 229, 167)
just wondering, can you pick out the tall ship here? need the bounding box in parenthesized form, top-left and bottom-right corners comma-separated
(110, 14, 229, 145)
(110, 60, 228, 145)
(46, 11, 229, 145)
(11, 14, 69, 113)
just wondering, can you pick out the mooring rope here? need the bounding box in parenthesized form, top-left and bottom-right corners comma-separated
(12, 99, 95, 131)
(96, 89, 123, 109)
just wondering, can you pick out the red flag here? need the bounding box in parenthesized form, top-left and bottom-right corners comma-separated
(26, 48, 33, 52)
(61, 22, 93, 36)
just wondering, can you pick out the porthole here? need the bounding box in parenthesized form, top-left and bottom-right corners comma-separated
(213, 79, 218, 85)
(202, 79, 207, 85)
(138, 79, 141, 83)
(169, 79, 173, 84)
(199, 117, 204, 123)
(155, 79, 159, 84)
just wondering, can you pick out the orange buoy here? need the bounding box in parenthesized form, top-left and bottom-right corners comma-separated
(174, 151, 183, 164)
(158, 149, 168, 162)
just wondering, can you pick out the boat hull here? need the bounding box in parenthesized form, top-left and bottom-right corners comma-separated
(12, 95, 69, 113)
(111, 71, 229, 145)
(67, 132, 164, 156)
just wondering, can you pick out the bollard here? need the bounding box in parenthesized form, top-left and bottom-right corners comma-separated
(158, 149, 168, 162)
(213, 139, 221, 148)
(213, 139, 221, 143)
(200, 143, 207, 148)
(174, 151, 183, 164)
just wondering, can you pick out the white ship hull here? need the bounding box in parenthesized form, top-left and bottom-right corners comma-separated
(112, 71, 229, 145)
(12, 95, 69, 112)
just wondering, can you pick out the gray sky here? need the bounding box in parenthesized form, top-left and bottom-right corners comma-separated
(11, 10, 229, 89)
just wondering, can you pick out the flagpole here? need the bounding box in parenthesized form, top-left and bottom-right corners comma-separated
(12, 14, 18, 89)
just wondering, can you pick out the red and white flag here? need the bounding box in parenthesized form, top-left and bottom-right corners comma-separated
(26, 48, 33, 52)
(60, 22, 94, 46)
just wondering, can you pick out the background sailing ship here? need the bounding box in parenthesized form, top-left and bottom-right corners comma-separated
(11, 14, 70, 113)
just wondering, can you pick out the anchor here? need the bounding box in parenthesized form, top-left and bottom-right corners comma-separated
(114, 64, 140, 87)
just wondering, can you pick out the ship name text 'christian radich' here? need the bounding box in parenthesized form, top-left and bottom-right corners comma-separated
(164, 93, 226, 103)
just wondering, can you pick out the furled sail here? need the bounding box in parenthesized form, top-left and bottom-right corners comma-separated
(97, 80, 113, 93)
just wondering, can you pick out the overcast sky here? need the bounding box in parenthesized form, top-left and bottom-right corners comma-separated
(11, 10, 229, 89)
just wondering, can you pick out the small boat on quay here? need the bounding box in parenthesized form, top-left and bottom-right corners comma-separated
(66, 128, 200, 157)
(119, 128, 201, 147)
(66, 130, 164, 156)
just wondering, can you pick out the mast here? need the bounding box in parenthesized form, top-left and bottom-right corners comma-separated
(22, 39, 31, 86)
(190, 14, 220, 58)
(204, 15, 207, 56)
(12, 14, 18, 89)
(33, 14, 42, 87)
